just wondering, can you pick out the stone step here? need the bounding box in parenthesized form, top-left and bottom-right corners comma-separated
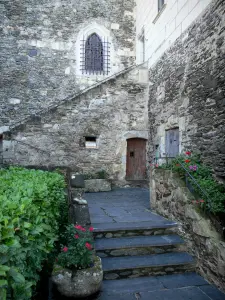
(93, 221, 178, 239)
(102, 252, 195, 280)
(101, 272, 209, 295)
(96, 235, 184, 257)
(97, 273, 225, 300)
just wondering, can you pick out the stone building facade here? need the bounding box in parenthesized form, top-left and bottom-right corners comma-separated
(1, 0, 225, 181)
(4, 65, 149, 183)
(0, 0, 136, 127)
(137, 0, 225, 178)
(136, 0, 213, 66)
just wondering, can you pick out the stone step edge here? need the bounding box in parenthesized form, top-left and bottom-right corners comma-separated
(95, 235, 184, 251)
(101, 272, 209, 293)
(103, 261, 195, 272)
(102, 253, 195, 272)
(93, 221, 178, 233)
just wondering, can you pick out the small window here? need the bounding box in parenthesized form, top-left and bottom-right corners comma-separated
(130, 151, 135, 157)
(85, 137, 97, 149)
(165, 128, 179, 158)
(138, 28, 145, 63)
(158, 0, 165, 12)
(80, 32, 110, 76)
(85, 33, 103, 74)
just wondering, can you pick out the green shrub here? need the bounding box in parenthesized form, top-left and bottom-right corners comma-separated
(0, 167, 66, 300)
(57, 224, 94, 269)
(159, 153, 225, 214)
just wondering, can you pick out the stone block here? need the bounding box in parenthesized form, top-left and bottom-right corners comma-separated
(71, 174, 85, 188)
(85, 179, 111, 192)
(28, 49, 38, 57)
(71, 202, 91, 226)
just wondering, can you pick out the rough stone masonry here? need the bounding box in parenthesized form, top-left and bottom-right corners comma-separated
(0, 0, 136, 127)
(4, 65, 149, 182)
(148, 0, 225, 178)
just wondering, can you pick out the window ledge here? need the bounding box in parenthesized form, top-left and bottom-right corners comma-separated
(79, 147, 99, 150)
(153, 4, 167, 24)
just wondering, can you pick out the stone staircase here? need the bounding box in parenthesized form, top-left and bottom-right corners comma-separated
(93, 221, 195, 282)
(86, 189, 225, 299)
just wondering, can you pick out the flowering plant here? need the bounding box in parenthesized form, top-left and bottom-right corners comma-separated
(158, 151, 225, 214)
(57, 224, 94, 269)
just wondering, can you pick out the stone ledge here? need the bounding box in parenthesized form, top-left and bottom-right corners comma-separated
(85, 179, 112, 193)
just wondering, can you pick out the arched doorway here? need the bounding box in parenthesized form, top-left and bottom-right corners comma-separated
(126, 138, 147, 180)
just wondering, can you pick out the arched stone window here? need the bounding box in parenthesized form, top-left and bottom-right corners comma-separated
(85, 33, 104, 74)
(76, 23, 112, 76)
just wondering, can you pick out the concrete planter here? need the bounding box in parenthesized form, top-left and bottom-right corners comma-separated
(52, 256, 103, 298)
(85, 179, 111, 192)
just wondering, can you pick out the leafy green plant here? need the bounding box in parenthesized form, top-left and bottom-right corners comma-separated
(158, 152, 225, 214)
(0, 167, 66, 299)
(57, 224, 94, 270)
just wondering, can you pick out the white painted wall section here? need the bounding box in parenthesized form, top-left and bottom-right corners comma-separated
(136, 0, 213, 66)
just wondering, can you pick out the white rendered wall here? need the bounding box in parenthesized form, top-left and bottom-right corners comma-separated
(136, 0, 213, 66)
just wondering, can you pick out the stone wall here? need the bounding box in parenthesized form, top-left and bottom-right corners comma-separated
(3, 65, 149, 182)
(148, 0, 225, 178)
(0, 0, 136, 127)
(150, 168, 225, 292)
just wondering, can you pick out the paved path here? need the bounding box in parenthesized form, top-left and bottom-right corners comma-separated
(85, 188, 225, 300)
(86, 187, 168, 225)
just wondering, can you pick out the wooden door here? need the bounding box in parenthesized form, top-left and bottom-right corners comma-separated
(126, 138, 147, 180)
(165, 128, 179, 157)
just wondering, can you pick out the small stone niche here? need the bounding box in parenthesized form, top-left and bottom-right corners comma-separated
(85, 136, 97, 149)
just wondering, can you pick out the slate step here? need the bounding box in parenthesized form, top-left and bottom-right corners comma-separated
(97, 285, 225, 300)
(101, 272, 209, 294)
(96, 235, 185, 257)
(102, 252, 195, 280)
(93, 221, 178, 239)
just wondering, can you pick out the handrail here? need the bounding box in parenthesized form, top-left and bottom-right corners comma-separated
(12, 139, 51, 155)
(9, 62, 147, 131)
(156, 156, 212, 210)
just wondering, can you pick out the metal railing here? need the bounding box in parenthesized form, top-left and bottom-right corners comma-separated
(156, 156, 212, 211)
(12, 139, 51, 155)
(9, 62, 147, 131)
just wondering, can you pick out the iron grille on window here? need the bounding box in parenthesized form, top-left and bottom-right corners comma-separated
(80, 33, 110, 75)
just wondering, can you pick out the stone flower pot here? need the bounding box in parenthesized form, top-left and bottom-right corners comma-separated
(52, 256, 103, 298)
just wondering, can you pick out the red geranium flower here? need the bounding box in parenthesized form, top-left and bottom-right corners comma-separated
(185, 151, 191, 155)
(81, 227, 86, 232)
(199, 199, 204, 203)
(74, 225, 82, 230)
(89, 227, 94, 232)
(185, 159, 190, 163)
(62, 246, 68, 252)
(74, 234, 79, 239)
(85, 243, 92, 250)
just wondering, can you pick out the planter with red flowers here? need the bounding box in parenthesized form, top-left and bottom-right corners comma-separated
(52, 224, 103, 298)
